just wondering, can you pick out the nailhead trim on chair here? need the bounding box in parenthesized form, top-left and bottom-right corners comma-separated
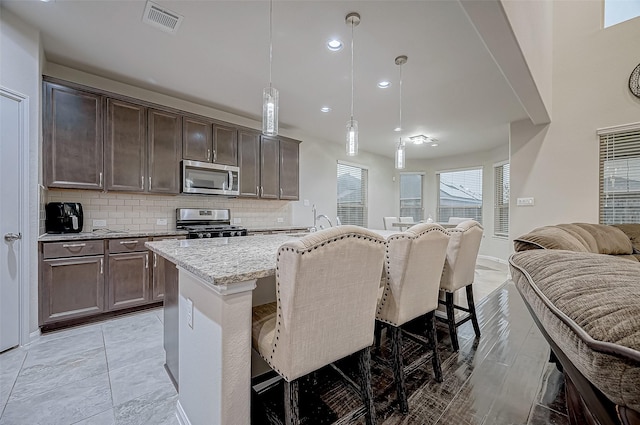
(258, 231, 385, 382)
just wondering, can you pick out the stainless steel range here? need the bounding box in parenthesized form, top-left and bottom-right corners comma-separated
(176, 208, 247, 239)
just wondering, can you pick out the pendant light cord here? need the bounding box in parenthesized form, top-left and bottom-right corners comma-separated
(269, 0, 273, 89)
(399, 62, 403, 145)
(350, 19, 354, 122)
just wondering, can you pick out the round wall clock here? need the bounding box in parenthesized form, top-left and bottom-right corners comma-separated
(630, 62, 640, 98)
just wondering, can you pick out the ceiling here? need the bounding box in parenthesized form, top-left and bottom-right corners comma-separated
(2, 0, 529, 160)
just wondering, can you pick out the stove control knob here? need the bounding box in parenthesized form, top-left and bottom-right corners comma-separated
(205, 233, 211, 238)
(197, 233, 204, 239)
(218, 232, 224, 238)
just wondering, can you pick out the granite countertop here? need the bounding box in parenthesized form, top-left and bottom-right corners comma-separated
(246, 226, 310, 233)
(146, 234, 300, 289)
(38, 229, 188, 242)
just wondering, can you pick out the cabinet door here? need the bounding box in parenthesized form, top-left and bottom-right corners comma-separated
(43, 82, 104, 189)
(151, 252, 164, 301)
(238, 130, 260, 197)
(213, 124, 238, 166)
(183, 116, 212, 162)
(279, 139, 300, 200)
(40, 256, 105, 325)
(105, 99, 146, 192)
(260, 136, 280, 199)
(148, 109, 181, 193)
(108, 251, 150, 310)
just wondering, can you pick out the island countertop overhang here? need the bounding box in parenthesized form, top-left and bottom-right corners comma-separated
(145, 234, 298, 289)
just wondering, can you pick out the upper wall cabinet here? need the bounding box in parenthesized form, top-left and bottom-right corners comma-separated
(43, 82, 104, 189)
(238, 129, 260, 198)
(105, 98, 146, 192)
(148, 109, 181, 194)
(183, 116, 237, 166)
(279, 139, 300, 200)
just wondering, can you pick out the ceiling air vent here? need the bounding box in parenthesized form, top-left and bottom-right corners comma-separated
(142, 1, 183, 34)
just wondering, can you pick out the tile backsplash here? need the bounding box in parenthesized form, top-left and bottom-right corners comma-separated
(45, 190, 292, 233)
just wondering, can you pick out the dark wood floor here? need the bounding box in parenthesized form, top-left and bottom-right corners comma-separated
(252, 282, 569, 425)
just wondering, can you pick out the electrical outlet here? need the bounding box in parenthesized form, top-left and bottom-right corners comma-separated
(233, 217, 242, 224)
(156, 218, 167, 225)
(303, 199, 310, 207)
(277, 217, 284, 223)
(93, 219, 107, 228)
(186, 298, 194, 329)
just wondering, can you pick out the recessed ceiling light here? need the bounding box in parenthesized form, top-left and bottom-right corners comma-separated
(327, 39, 343, 51)
(431, 143, 439, 147)
(320, 107, 332, 113)
(394, 127, 401, 132)
(377, 81, 391, 89)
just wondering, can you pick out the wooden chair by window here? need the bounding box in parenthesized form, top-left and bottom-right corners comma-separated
(375, 223, 450, 413)
(251, 226, 386, 425)
(438, 220, 484, 351)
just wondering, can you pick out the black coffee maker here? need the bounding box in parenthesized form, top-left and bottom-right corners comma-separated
(45, 202, 84, 233)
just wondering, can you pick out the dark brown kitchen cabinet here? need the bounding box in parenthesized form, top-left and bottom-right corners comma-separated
(260, 136, 280, 199)
(43, 82, 104, 190)
(39, 240, 106, 326)
(148, 109, 181, 193)
(105, 98, 146, 192)
(213, 124, 238, 166)
(107, 237, 150, 310)
(279, 139, 300, 200)
(150, 235, 186, 302)
(183, 115, 213, 162)
(238, 130, 261, 197)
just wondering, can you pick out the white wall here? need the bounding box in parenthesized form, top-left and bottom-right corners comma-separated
(1, 7, 42, 336)
(404, 142, 511, 262)
(509, 2, 640, 240)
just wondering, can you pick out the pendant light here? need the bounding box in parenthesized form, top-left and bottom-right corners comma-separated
(395, 55, 407, 169)
(262, 0, 278, 136)
(346, 12, 360, 156)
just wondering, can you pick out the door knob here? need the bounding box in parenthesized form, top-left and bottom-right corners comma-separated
(4, 233, 22, 242)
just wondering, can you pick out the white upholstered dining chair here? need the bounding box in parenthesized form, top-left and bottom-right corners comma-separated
(438, 220, 484, 351)
(375, 223, 450, 413)
(383, 216, 398, 230)
(252, 226, 386, 425)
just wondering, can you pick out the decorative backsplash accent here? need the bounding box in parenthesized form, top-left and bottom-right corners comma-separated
(45, 190, 292, 233)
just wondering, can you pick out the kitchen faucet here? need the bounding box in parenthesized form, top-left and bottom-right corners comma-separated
(315, 214, 332, 229)
(309, 204, 333, 231)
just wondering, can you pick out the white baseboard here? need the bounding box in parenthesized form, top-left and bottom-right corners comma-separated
(176, 400, 191, 425)
(28, 329, 41, 345)
(477, 254, 508, 265)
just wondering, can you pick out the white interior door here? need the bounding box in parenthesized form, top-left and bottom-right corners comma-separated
(0, 89, 24, 352)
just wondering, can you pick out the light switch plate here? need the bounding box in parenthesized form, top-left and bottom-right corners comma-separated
(516, 197, 535, 206)
(93, 219, 107, 228)
(233, 218, 242, 224)
(156, 218, 167, 225)
(303, 199, 310, 207)
(277, 217, 284, 223)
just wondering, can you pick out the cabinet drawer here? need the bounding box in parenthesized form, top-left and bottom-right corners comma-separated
(109, 237, 149, 253)
(43, 240, 104, 259)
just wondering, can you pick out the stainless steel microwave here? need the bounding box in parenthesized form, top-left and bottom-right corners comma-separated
(181, 160, 239, 196)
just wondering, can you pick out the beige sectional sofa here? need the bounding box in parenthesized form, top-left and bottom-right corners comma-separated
(509, 223, 640, 425)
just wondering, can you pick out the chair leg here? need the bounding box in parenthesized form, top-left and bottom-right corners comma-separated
(284, 379, 300, 425)
(425, 311, 443, 383)
(390, 326, 409, 414)
(466, 284, 481, 338)
(374, 320, 383, 353)
(357, 347, 377, 425)
(445, 292, 459, 351)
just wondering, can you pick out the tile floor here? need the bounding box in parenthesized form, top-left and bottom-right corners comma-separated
(0, 309, 177, 425)
(0, 261, 521, 425)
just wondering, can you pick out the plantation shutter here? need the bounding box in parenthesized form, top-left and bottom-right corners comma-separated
(599, 124, 640, 224)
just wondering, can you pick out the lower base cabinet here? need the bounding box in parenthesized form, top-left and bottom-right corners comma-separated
(39, 234, 184, 328)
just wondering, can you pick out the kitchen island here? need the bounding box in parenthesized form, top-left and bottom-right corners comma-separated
(145, 234, 304, 425)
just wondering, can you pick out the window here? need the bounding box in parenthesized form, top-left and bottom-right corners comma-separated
(399, 173, 423, 222)
(494, 162, 510, 237)
(599, 124, 640, 224)
(605, 0, 640, 27)
(337, 162, 368, 227)
(437, 168, 483, 224)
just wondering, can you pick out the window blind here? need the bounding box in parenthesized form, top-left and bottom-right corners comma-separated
(494, 163, 509, 237)
(399, 173, 423, 222)
(437, 168, 483, 224)
(599, 125, 640, 224)
(337, 162, 368, 227)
